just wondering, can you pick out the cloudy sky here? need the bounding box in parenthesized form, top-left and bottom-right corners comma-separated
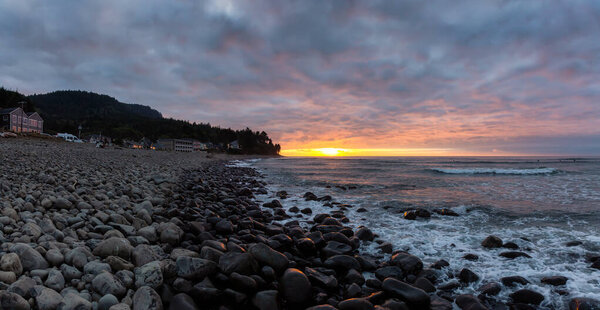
(1, 0, 599, 155)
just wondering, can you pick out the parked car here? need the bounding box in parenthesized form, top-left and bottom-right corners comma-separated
(56, 133, 83, 143)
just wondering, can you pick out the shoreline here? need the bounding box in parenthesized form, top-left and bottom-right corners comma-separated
(0, 139, 597, 310)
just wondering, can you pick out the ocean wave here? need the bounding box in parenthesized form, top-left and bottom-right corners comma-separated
(430, 167, 558, 175)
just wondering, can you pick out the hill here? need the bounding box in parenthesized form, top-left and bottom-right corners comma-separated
(1, 88, 280, 155)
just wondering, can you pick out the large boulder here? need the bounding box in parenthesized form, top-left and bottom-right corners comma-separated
(382, 278, 430, 309)
(455, 294, 487, 310)
(481, 235, 503, 248)
(280, 268, 312, 304)
(30, 286, 63, 310)
(509, 289, 544, 305)
(390, 252, 423, 275)
(10, 243, 48, 271)
(218, 252, 259, 275)
(0, 291, 30, 310)
(93, 238, 133, 259)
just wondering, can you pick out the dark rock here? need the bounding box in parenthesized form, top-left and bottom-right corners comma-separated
(252, 290, 279, 310)
(478, 282, 501, 296)
(541, 276, 568, 286)
(375, 266, 404, 281)
(338, 298, 374, 310)
(305, 267, 337, 289)
(280, 268, 312, 304)
(366, 278, 382, 289)
(377, 242, 393, 254)
(390, 252, 423, 275)
(455, 294, 488, 310)
(459, 268, 479, 283)
(403, 210, 417, 220)
(324, 255, 361, 272)
(509, 289, 544, 305)
(481, 235, 503, 248)
(345, 283, 362, 298)
(381, 278, 430, 309)
(566, 241, 583, 247)
(430, 295, 453, 310)
(355, 227, 374, 241)
(463, 254, 479, 261)
(296, 238, 317, 255)
(218, 252, 259, 275)
(500, 252, 531, 259)
(431, 259, 449, 269)
(248, 243, 289, 273)
(169, 293, 199, 310)
(301, 208, 313, 214)
(413, 277, 435, 293)
(176, 256, 217, 279)
(437, 280, 460, 291)
(501, 276, 529, 287)
(322, 241, 353, 257)
(230, 272, 258, 292)
(344, 269, 365, 286)
(434, 209, 459, 216)
(0, 291, 29, 310)
(306, 305, 337, 310)
(502, 242, 519, 249)
(304, 192, 318, 201)
(415, 209, 431, 218)
(215, 220, 234, 234)
(381, 300, 409, 310)
(133, 286, 163, 310)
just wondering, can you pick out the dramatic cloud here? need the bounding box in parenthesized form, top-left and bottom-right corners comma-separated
(1, 0, 599, 154)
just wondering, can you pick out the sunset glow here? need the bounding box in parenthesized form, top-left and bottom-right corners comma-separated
(280, 148, 479, 157)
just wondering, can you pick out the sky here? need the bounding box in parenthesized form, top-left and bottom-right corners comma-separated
(1, 0, 599, 156)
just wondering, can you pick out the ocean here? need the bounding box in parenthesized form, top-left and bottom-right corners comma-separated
(231, 156, 600, 308)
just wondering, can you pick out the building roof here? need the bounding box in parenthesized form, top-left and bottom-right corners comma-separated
(0, 107, 20, 114)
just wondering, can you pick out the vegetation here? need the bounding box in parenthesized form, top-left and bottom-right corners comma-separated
(0, 87, 35, 112)
(2, 88, 280, 155)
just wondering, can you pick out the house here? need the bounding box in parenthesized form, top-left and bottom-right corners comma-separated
(88, 134, 112, 145)
(228, 140, 241, 149)
(193, 140, 209, 152)
(0, 107, 43, 133)
(155, 139, 193, 152)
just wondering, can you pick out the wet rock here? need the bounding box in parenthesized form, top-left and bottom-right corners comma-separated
(431, 259, 449, 269)
(414, 277, 436, 292)
(93, 237, 133, 259)
(482, 235, 503, 248)
(324, 255, 361, 272)
(390, 252, 423, 275)
(403, 210, 417, 220)
(375, 266, 404, 281)
(252, 290, 279, 310)
(382, 278, 430, 308)
(459, 268, 479, 283)
(509, 289, 544, 305)
(305, 267, 337, 289)
(355, 227, 374, 241)
(219, 252, 259, 275)
(176, 256, 217, 279)
(541, 276, 568, 286)
(478, 282, 501, 296)
(455, 294, 487, 310)
(10, 243, 49, 271)
(430, 295, 453, 310)
(434, 209, 459, 216)
(133, 286, 163, 310)
(304, 192, 318, 201)
(502, 242, 519, 249)
(280, 268, 312, 304)
(501, 276, 529, 287)
(500, 251, 531, 259)
(322, 241, 353, 257)
(248, 243, 289, 273)
(215, 220, 234, 234)
(338, 298, 374, 310)
(0, 291, 30, 310)
(169, 293, 199, 310)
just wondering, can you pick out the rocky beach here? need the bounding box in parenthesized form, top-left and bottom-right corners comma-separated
(0, 139, 598, 310)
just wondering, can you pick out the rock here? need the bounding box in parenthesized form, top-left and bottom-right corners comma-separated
(322, 241, 353, 257)
(324, 255, 361, 272)
(53, 197, 73, 209)
(58, 292, 92, 310)
(463, 254, 479, 261)
(569, 297, 600, 310)
(230, 272, 257, 292)
(382, 278, 430, 308)
(431, 259, 449, 269)
(135, 261, 163, 289)
(304, 192, 318, 201)
(481, 235, 503, 248)
(455, 294, 487, 310)
(215, 220, 234, 234)
(375, 266, 404, 281)
(93, 237, 133, 259)
(413, 277, 435, 293)
(509, 289, 544, 305)
(390, 252, 423, 275)
(169, 293, 199, 310)
(434, 208, 459, 216)
(280, 268, 312, 304)
(338, 298, 374, 310)
(106, 255, 135, 271)
(10, 243, 49, 271)
(0, 291, 30, 310)
(0, 270, 16, 284)
(501, 276, 529, 286)
(541, 276, 568, 286)
(133, 286, 163, 310)
(252, 290, 279, 310)
(132, 244, 161, 267)
(430, 296, 453, 310)
(30, 285, 63, 310)
(478, 282, 501, 296)
(7, 276, 36, 297)
(45, 249, 64, 266)
(499, 251, 531, 259)
(92, 271, 127, 297)
(99, 294, 119, 310)
(0, 253, 23, 275)
(305, 267, 338, 289)
(248, 243, 289, 273)
(218, 252, 259, 275)
(109, 304, 131, 310)
(459, 268, 479, 283)
(84, 260, 112, 275)
(176, 256, 217, 279)
(44, 269, 65, 291)
(355, 227, 374, 241)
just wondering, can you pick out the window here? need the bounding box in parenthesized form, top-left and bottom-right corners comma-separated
(2, 115, 7, 121)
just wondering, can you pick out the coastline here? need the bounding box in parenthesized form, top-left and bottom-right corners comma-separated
(0, 139, 597, 310)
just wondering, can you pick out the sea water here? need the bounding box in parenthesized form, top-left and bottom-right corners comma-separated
(234, 157, 600, 308)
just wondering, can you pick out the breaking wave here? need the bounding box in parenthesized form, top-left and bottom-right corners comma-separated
(430, 167, 558, 175)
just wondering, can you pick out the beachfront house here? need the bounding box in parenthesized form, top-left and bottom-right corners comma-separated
(155, 138, 194, 152)
(228, 140, 241, 150)
(0, 107, 44, 133)
(193, 140, 209, 152)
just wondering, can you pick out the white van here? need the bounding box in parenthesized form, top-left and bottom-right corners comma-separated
(57, 133, 83, 143)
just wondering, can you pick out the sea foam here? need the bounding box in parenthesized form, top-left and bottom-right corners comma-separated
(430, 167, 558, 175)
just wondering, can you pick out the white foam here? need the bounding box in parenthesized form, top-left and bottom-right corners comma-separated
(226, 159, 261, 167)
(431, 167, 558, 175)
